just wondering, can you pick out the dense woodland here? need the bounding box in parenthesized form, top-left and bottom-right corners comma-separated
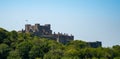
(0, 28, 120, 59)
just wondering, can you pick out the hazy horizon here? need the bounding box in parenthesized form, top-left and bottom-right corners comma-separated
(0, 0, 120, 47)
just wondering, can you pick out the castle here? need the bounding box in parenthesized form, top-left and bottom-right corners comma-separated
(19, 23, 74, 44)
(19, 23, 102, 47)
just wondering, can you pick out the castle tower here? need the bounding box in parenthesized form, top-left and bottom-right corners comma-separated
(45, 24, 51, 29)
(35, 23, 40, 32)
(44, 24, 52, 35)
(25, 24, 31, 32)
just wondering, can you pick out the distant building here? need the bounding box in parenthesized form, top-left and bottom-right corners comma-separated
(87, 41, 102, 48)
(19, 23, 74, 44)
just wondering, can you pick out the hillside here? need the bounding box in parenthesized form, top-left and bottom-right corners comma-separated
(0, 28, 120, 59)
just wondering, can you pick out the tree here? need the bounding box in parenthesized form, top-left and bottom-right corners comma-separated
(102, 48, 114, 59)
(67, 40, 88, 49)
(0, 43, 10, 59)
(44, 49, 63, 59)
(7, 50, 21, 59)
(113, 45, 120, 58)
(63, 47, 79, 59)
(0, 28, 8, 43)
(29, 45, 44, 59)
(16, 41, 32, 59)
(9, 31, 18, 42)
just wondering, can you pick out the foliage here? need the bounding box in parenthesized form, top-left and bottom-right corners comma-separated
(7, 50, 21, 59)
(0, 43, 10, 59)
(0, 28, 8, 43)
(0, 27, 120, 59)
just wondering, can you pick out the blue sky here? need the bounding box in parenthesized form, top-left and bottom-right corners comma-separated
(0, 0, 120, 47)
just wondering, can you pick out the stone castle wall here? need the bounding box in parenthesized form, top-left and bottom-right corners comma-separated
(20, 23, 74, 44)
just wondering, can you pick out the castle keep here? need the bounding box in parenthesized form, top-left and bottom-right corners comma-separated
(19, 23, 74, 44)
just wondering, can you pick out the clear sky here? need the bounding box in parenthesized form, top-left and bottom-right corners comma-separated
(0, 0, 120, 47)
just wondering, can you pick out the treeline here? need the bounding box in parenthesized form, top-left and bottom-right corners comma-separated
(0, 28, 120, 59)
